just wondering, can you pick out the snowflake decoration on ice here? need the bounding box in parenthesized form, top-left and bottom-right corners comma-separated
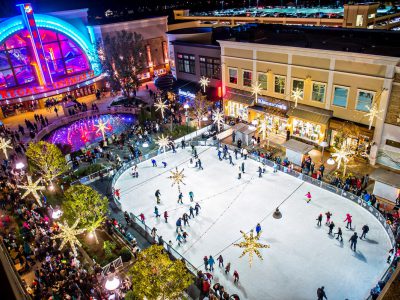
(234, 229, 270, 267)
(331, 144, 353, 170)
(17, 175, 45, 206)
(257, 117, 271, 140)
(291, 88, 303, 108)
(364, 103, 383, 130)
(251, 82, 262, 103)
(95, 119, 109, 140)
(156, 134, 170, 154)
(168, 167, 185, 193)
(199, 76, 210, 93)
(0, 137, 12, 159)
(212, 109, 224, 132)
(154, 98, 168, 119)
(51, 219, 86, 257)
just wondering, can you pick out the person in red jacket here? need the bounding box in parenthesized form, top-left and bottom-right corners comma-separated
(344, 213, 352, 229)
(163, 211, 168, 223)
(233, 270, 239, 283)
(202, 279, 210, 294)
(139, 213, 145, 223)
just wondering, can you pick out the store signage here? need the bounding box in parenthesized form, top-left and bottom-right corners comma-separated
(257, 97, 287, 110)
(0, 71, 95, 100)
(178, 89, 195, 99)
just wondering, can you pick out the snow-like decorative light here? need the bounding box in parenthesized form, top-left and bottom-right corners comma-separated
(95, 119, 109, 140)
(17, 175, 45, 206)
(251, 82, 262, 103)
(199, 76, 210, 93)
(168, 167, 185, 193)
(154, 99, 168, 119)
(234, 229, 270, 267)
(257, 117, 271, 140)
(331, 144, 353, 170)
(291, 88, 303, 108)
(0, 137, 12, 159)
(51, 219, 86, 257)
(156, 134, 170, 154)
(212, 109, 224, 132)
(364, 103, 383, 130)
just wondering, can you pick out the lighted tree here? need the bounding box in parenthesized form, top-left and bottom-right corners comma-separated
(156, 134, 170, 154)
(199, 76, 210, 93)
(0, 137, 12, 159)
(128, 245, 193, 299)
(251, 81, 262, 103)
(100, 30, 147, 99)
(62, 185, 108, 244)
(212, 109, 224, 132)
(192, 92, 212, 129)
(291, 88, 303, 108)
(26, 141, 69, 183)
(364, 103, 383, 130)
(154, 98, 168, 119)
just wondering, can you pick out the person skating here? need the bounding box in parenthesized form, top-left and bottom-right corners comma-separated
(225, 262, 231, 274)
(162, 161, 167, 168)
(198, 159, 203, 170)
(243, 148, 248, 160)
(189, 206, 195, 218)
(328, 221, 335, 235)
(238, 166, 242, 180)
(178, 192, 183, 204)
(325, 211, 332, 225)
(181, 140, 186, 149)
(176, 217, 182, 233)
(234, 148, 238, 160)
(183, 213, 190, 226)
(182, 231, 189, 242)
(155, 189, 161, 204)
(305, 192, 312, 203)
(241, 162, 245, 173)
(176, 233, 183, 246)
(139, 213, 145, 223)
(256, 223, 262, 238)
(334, 227, 343, 242)
(151, 159, 157, 167)
(229, 154, 234, 166)
(203, 256, 209, 271)
(218, 149, 222, 161)
(154, 206, 160, 218)
(208, 255, 215, 271)
(164, 211, 168, 223)
(195, 202, 201, 215)
(233, 270, 239, 283)
(189, 191, 194, 202)
(317, 286, 327, 300)
(344, 213, 353, 229)
(349, 232, 358, 251)
(316, 213, 323, 227)
(217, 255, 224, 267)
(360, 224, 369, 240)
(258, 166, 263, 178)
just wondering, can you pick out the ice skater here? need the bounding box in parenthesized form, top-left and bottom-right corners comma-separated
(258, 166, 263, 177)
(344, 213, 353, 229)
(316, 213, 322, 227)
(225, 262, 231, 274)
(203, 256, 209, 271)
(238, 166, 242, 180)
(208, 255, 215, 271)
(229, 154, 234, 165)
(182, 231, 189, 242)
(218, 149, 222, 161)
(189, 206, 195, 218)
(182, 213, 190, 226)
(349, 232, 358, 251)
(325, 211, 332, 225)
(305, 192, 312, 203)
(217, 255, 224, 267)
(154, 206, 160, 218)
(195, 202, 201, 215)
(155, 189, 161, 204)
(233, 270, 239, 283)
(328, 221, 335, 235)
(162, 161, 167, 168)
(131, 164, 138, 178)
(151, 159, 157, 167)
(178, 192, 183, 204)
(164, 211, 168, 223)
(255, 223, 262, 238)
(189, 191, 194, 202)
(198, 159, 203, 170)
(234, 148, 238, 160)
(176, 217, 182, 233)
(360, 224, 369, 240)
(241, 162, 245, 173)
(139, 213, 145, 223)
(334, 227, 343, 241)
(176, 232, 183, 246)
(317, 286, 327, 300)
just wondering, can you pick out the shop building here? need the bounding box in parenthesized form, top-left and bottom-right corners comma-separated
(219, 24, 400, 166)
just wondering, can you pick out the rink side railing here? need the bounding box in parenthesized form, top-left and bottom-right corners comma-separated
(110, 137, 396, 299)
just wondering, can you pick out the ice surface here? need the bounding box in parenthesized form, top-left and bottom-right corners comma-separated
(115, 146, 391, 300)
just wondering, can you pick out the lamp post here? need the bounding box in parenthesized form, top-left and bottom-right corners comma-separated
(184, 102, 190, 134)
(319, 141, 329, 163)
(327, 156, 335, 166)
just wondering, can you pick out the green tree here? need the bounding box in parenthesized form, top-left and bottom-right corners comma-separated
(99, 30, 146, 99)
(63, 185, 108, 244)
(26, 141, 68, 183)
(192, 92, 212, 129)
(128, 245, 193, 300)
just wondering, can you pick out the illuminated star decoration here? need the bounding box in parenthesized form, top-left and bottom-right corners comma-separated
(251, 81, 262, 103)
(168, 167, 185, 193)
(51, 219, 86, 257)
(234, 229, 270, 267)
(154, 98, 168, 119)
(212, 109, 224, 132)
(291, 88, 303, 108)
(156, 134, 170, 154)
(17, 175, 46, 206)
(0, 137, 12, 159)
(331, 144, 353, 170)
(257, 116, 271, 140)
(95, 119, 110, 140)
(199, 76, 210, 93)
(364, 103, 383, 130)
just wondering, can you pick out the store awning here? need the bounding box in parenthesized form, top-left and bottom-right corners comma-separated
(329, 118, 374, 138)
(370, 168, 400, 189)
(283, 139, 315, 154)
(224, 88, 254, 106)
(248, 105, 287, 118)
(287, 104, 333, 125)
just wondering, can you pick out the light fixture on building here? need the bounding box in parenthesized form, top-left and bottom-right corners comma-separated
(327, 156, 335, 165)
(142, 142, 149, 148)
(15, 162, 25, 170)
(273, 208, 282, 219)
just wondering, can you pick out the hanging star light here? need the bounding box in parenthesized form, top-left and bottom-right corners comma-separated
(234, 229, 270, 267)
(212, 109, 224, 132)
(331, 144, 353, 170)
(95, 119, 110, 140)
(291, 88, 303, 108)
(199, 76, 210, 93)
(257, 117, 271, 140)
(156, 134, 170, 154)
(364, 103, 383, 130)
(17, 175, 46, 206)
(154, 98, 168, 119)
(168, 167, 185, 193)
(251, 82, 262, 103)
(0, 137, 12, 159)
(51, 219, 86, 257)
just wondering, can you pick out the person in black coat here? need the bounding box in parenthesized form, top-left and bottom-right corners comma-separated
(360, 225, 369, 240)
(317, 286, 327, 300)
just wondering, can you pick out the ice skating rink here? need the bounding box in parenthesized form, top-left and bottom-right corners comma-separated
(114, 146, 392, 300)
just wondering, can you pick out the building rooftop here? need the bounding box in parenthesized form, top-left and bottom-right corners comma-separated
(223, 24, 400, 57)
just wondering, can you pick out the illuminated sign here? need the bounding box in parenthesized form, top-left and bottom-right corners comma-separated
(257, 97, 287, 110)
(178, 89, 195, 99)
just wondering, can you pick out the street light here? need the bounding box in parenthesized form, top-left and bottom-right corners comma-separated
(142, 141, 149, 148)
(327, 156, 335, 165)
(319, 141, 329, 163)
(184, 103, 190, 134)
(105, 276, 120, 291)
(51, 208, 63, 220)
(15, 162, 25, 170)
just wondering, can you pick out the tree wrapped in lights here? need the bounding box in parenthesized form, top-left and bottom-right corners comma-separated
(212, 109, 224, 132)
(26, 141, 68, 183)
(291, 88, 303, 108)
(154, 98, 168, 119)
(364, 103, 383, 130)
(51, 219, 86, 257)
(17, 175, 46, 206)
(0, 137, 12, 159)
(199, 76, 210, 93)
(192, 92, 212, 129)
(251, 81, 262, 103)
(156, 134, 170, 154)
(234, 229, 270, 267)
(257, 116, 272, 149)
(332, 144, 354, 178)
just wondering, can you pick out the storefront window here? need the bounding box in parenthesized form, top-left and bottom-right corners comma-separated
(332, 86, 349, 108)
(330, 130, 370, 157)
(228, 68, 238, 84)
(258, 73, 268, 90)
(177, 53, 195, 74)
(292, 119, 322, 142)
(312, 82, 326, 102)
(356, 90, 374, 112)
(243, 70, 252, 87)
(274, 75, 285, 94)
